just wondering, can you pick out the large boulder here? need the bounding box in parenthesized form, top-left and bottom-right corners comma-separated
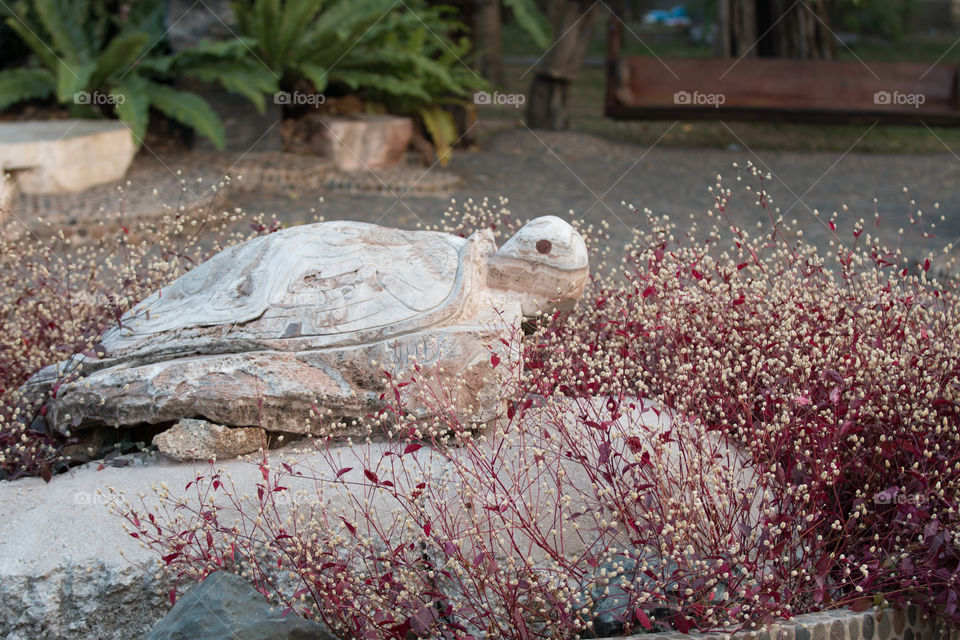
(0, 397, 758, 638)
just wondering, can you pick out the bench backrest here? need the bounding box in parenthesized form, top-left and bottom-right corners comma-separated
(605, 21, 960, 125)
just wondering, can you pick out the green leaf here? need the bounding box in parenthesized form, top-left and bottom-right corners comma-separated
(275, 0, 320, 65)
(298, 62, 328, 93)
(418, 105, 457, 166)
(34, 0, 90, 63)
(332, 69, 431, 101)
(124, 0, 167, 41)
(503, 0, 552, 50)
(112, 77, 151, 145)
(55, 58, 95, 104)
(0, 67, 55, 111)
(143, 82, 225, 150)
(90, 32, 149, 89)
(182, 62, 277, 113)
(255, 0, 282, 69)
(5, 15, 60, 71)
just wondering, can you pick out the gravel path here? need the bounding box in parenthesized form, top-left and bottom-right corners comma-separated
(7, 125, 958, 266)
(236, 126, 960, 265)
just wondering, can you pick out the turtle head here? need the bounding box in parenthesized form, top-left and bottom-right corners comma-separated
(487, 216, 589, 315)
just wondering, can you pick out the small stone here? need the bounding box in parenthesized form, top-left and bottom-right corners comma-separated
(812, 622, 827, 640)
(861, 613, 875, 639)
(777, 625, 796, 640)
(796, 625, 811, 640)
(877, 611, 891, 640)
(153, 419, 265, 461)
(892, 609, 905, 635)
(830, 620, 846, 640)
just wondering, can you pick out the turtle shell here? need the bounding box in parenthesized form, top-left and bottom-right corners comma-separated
(100, 221, 486, 362)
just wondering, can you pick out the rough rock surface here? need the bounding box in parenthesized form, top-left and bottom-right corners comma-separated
(153, 419, 266, 461)
(145, 572, 333, 640)
(318, 114, 414, 171)
(0, 398, 756, 639)
(0, 560, 166, 640)
(0, 120, 136, 193)
(34, 218, 589, 435)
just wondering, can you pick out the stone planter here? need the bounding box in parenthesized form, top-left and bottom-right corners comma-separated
(316, 113, 413, 171)
(0, 120, 136, 194)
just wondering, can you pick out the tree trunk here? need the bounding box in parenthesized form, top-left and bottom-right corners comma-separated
(473, 0, 503, 85)
(719, 0, 836, 60)
(526, 0, 601, 130)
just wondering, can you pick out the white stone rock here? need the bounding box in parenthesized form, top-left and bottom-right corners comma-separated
(317, 114, 413, 171)
(0, 120, 136, 194)
(34, 218, 589, 434)
(0, 397, 759, 639)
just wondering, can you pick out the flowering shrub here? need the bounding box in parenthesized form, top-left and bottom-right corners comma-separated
(0, 182, 280, 480)
(533, 168, 960, 622)
(115, 172, 960, 638)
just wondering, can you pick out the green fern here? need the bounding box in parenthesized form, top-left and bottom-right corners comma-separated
(503, 0, 552, 51)
(0, 67, 54, 111)
(419, 105, 459, 167)
(112, 76, 150, 143)
(142, 82, 226, 150)
(233, 0, 488, 161)
(2, 0, 278, 149)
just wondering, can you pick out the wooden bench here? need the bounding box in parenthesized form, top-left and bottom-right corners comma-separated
(604, 19, 960, 125)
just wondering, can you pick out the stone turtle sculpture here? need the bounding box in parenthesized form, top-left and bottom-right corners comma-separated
(35, 217, 588, 435)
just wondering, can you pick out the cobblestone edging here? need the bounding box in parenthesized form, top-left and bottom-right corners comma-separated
(7, 152, 459, 230)
(629, 607, 955, 640)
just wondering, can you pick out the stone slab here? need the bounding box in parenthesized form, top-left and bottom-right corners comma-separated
(0, 120, 136, 194)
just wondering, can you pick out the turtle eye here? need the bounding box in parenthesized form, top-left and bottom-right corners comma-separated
(535, 239, 552, 254)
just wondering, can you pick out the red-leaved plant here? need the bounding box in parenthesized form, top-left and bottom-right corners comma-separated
(114, 172, 960, 639)
(0, 182, 281, 480)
